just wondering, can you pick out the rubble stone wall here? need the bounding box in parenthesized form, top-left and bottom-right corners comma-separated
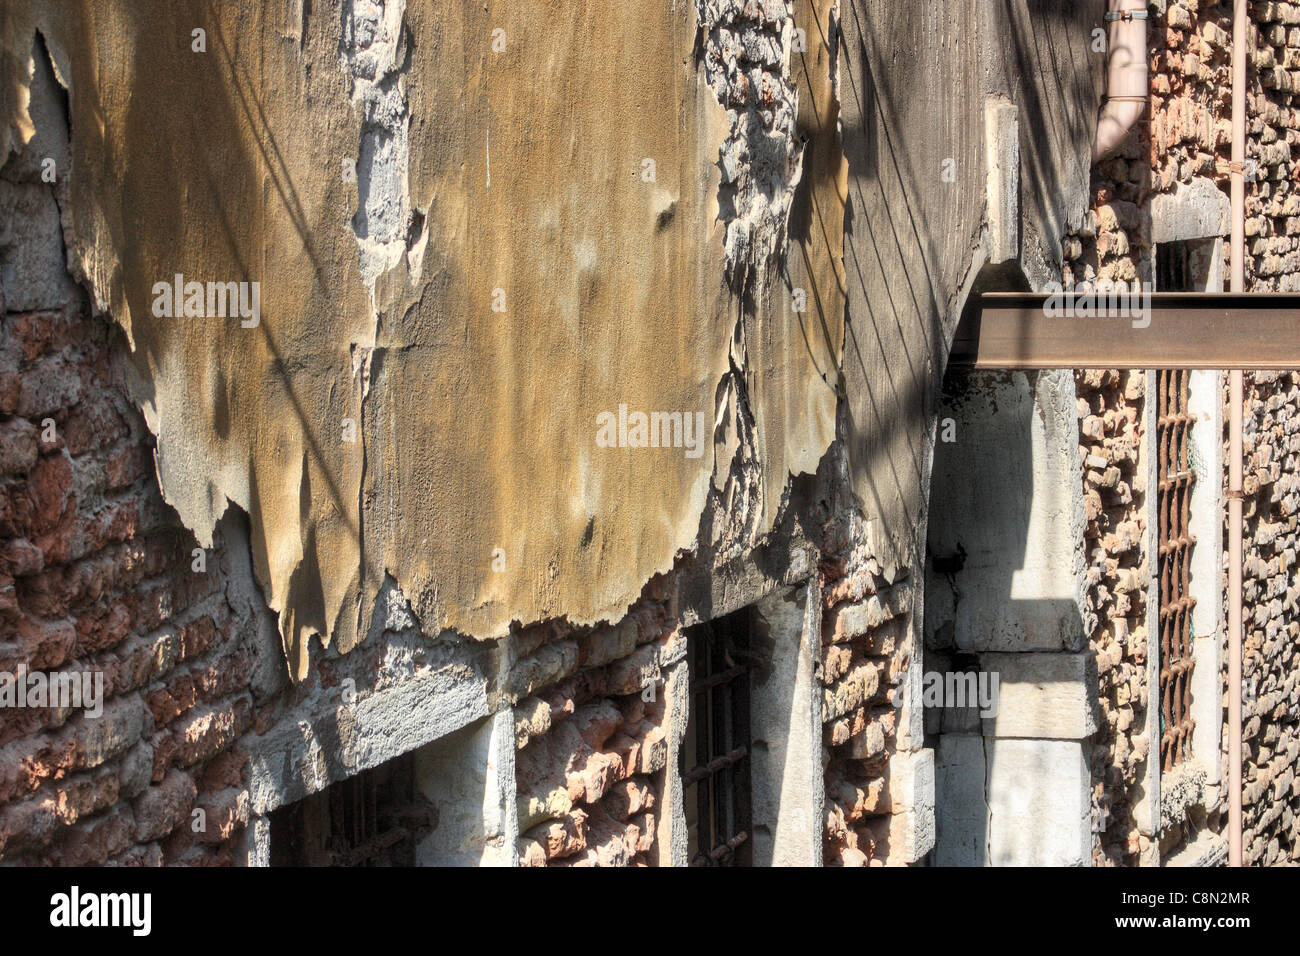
(1076, 369, 1150, 866)
(1066, 0, 1300, 865)
(819, 539, 914, 866)
(1234, 370, 1300, 865)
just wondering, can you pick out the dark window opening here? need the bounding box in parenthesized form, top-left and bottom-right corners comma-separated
(1156, 236, 1217, 295)
(682, 606, 754, 867)
(1156, 239, 1192, 292)
(268, 752, 437, 866)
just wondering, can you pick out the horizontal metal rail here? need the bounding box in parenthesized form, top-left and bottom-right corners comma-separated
(950, 292, 1300, 369)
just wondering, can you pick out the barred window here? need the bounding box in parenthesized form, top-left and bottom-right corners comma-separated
(1157, 367, 1196, 771)
(682, 607, 755, 866)
(269, 752, 437, 866)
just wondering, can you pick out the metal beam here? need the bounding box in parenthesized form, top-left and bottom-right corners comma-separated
(949, 292, 1300, 369)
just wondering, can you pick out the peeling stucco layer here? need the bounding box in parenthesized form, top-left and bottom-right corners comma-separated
(2, 2, 376, 680)
(0, 5, 33, 164)
(740, 0, 845, 544)
(2, 0, 844, 677)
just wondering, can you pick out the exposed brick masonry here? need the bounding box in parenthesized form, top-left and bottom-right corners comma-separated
(0, 160, 252, 864)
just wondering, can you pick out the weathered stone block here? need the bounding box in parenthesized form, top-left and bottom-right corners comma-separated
(979, 651, 1099, 739)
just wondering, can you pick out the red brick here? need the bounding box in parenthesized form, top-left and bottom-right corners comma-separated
(0, 417, 39, 477)
(74, 598, 134, 655)
(103, 444, 151, 492)
(49, 804, 135, 865)
(17, 354, 85, 420)
(25, 452, 74, 535)
(0, 704, 64, 749)
(132, 768, 196, 842)
(192, 786, 247, 843)
(12, 616, 77, 670)
(0, 537, 43, 577)
(0, 793, 57, 856)
(4, 311, 83, 363)
(150, 732, 177, 783)
(50, 765, 120, 826)
(0, 730, 78, 804)
(147, 674, 197, 729)
(169, 699, 250, 769)
(63, 392, 130, 457)
(179, 615, 222, 660)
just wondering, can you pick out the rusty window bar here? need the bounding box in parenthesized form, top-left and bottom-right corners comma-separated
(269, 750, 437, 866)
(686, 610, 753, 867)
(326, 753, 423, 866)
(1157, 368, 1196, 771)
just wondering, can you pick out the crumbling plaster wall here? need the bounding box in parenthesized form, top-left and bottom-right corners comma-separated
(0, 0, 1099, 679)
(0, 0, 848, 679)
(1, 0, 1099, 679)
(1, 0, 1106, 867)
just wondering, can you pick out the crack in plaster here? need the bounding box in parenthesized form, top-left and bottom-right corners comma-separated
(696, 0, 804, 292)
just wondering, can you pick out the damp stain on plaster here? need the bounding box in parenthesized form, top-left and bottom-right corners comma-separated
(1, 0, 846, 681)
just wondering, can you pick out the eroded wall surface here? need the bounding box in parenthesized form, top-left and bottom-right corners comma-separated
(2, 0, 847, 678)
(0, 0, 1111, 867)
(2, 0, 1101, 679)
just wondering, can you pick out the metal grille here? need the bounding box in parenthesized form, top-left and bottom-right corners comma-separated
(269, 752, 437, 866)
(683, 609, 753, 867)
(1157, 368, 1196, 771)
